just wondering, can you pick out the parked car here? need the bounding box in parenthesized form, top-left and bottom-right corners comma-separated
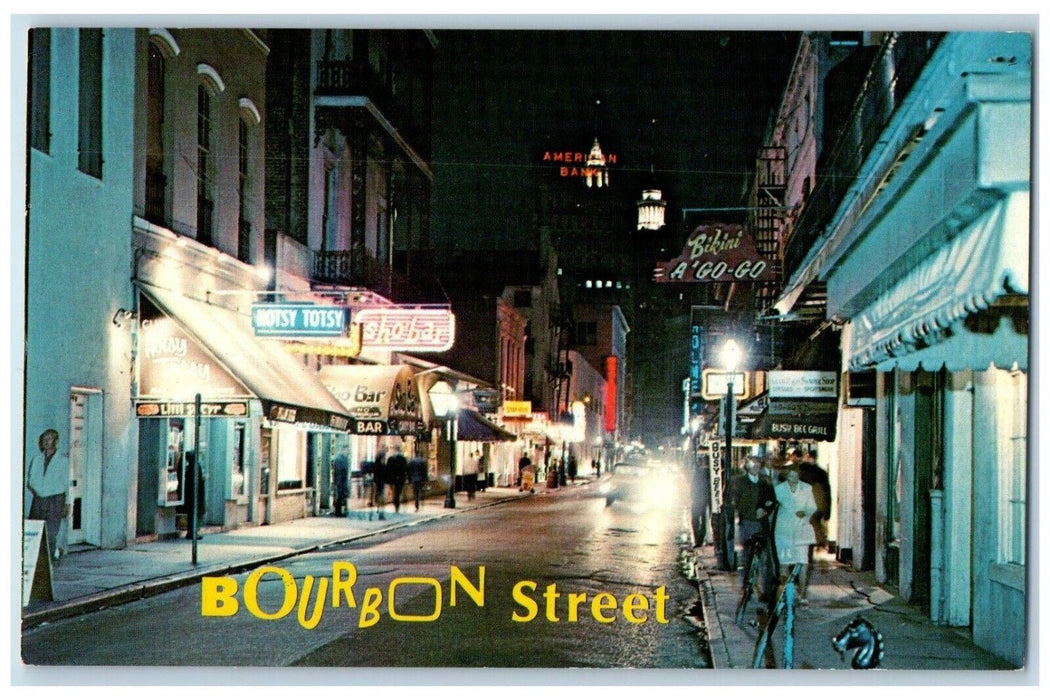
(598, 461, 659, 507)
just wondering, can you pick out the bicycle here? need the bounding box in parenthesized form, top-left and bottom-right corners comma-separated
(734, 523, 780, 626)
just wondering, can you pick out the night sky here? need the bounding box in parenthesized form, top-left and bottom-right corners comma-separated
(431, 29, 801, 251)
(429, 29, 801, 442)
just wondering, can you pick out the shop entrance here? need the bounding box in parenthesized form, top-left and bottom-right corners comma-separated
(68, 389, 103, 547)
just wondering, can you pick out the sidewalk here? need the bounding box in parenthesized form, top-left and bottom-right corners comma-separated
(691, 545, 1017, 672)
(22, 484, 553, 630)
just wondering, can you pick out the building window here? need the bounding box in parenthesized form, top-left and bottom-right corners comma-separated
(576, 321, 598, 347)
(78, 28, 103, 177)
(514, 290, 532, 308)
(999, 369, 1027, 566)
(237, 118, 251, 262)
(322, 162, 337, 251)
(196, 84, 214, 246)
(29, 28, 51, 154)
(145, 42, 167, 225)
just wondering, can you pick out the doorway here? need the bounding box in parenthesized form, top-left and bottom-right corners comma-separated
(67, 389, 103, 547)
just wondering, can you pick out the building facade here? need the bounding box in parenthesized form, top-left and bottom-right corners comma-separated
(772, 31, 1031, 666)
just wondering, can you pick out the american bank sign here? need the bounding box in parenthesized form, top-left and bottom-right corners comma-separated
(356, 307, 455, 352)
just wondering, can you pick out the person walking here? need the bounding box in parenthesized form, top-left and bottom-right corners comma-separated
(568, 453, 578, 483)
(332, 450, 349, 517)
(773, 462, 817, 604)
(372, 450, 387, 520)
(517, 453, 530, 488)
(477, 449, 489, 492)
(799, 450, 831, 548)
(408, 453, 428, 511)
(386, 444, 408, 513)
(26, 428, 71, 564)
(182, 451, 206, 539)
(732, 456, 776, 592)
(463, 450, 479, 500)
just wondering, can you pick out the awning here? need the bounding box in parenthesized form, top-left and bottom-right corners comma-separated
(136, 284, 351, 431)
(844, 193, 1029, 372)
(318, 364, 424, 435)
(458, 408, 517, 443)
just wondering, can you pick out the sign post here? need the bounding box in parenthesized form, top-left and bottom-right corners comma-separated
(22, 519, 54, 607)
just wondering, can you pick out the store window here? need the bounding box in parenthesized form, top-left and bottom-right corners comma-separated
(161, 419, 186, 507)
(230, 422, 248, 503)
(276, 426, 305, 491)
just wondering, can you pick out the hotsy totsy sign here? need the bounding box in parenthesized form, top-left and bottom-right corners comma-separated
(252, 304, 347, 338)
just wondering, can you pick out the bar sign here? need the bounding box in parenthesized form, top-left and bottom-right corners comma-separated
(252, 304, 347, 338)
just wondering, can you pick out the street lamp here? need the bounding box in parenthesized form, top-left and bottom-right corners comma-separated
(428, 380, 458, 509)
(718, 339, 743, 572)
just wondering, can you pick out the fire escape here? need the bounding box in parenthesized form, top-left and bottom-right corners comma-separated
(748, 145, 788, 313)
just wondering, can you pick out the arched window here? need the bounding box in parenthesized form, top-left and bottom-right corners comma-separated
(195, 64, 225, 246)
(145, 41, 167, 224)
(237, 98, 260, 263)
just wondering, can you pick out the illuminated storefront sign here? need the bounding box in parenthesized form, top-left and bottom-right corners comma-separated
(502, 401, 533, 419)
(653, 223, 776, 284)
(709, 439, 723, 513)
(320, 364, 423, 435)
(541, 143, 619, 184)
(137, 299, 251, 400)
(603, 356, 618, 433)
(356, 308, 455, 352)
(135, 401, 249, 418)
(251, 303, 347, 338)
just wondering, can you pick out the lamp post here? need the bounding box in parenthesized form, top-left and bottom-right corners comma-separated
(718, 339, 743, 571)
(428, 380, 458, 509)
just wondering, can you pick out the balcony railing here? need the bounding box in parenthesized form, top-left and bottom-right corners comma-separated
(314, 249, 429, 304)
(783, 32, 942, 274)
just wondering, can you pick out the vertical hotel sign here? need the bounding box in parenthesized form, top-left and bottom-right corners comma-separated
(688, 309, 704, 415)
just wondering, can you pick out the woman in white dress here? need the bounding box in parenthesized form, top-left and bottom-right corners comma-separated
(773, 463, 817, 602)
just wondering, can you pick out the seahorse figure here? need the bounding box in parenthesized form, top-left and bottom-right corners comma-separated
(832, 616, 885, 669)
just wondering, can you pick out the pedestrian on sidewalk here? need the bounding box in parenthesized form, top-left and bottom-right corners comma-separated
(26, 428, 71, 565)
(463, 450, 479, 500)
(799, 450, 831, 548)
(408, 453, 428, 511)
(387, 444, 408, 513)
(332, 450, 349, 517)
(372, 450, 387, 520)
(568, 453, 578, 483)
(517, 453, 532, 489)
(478, 449, 489, 492)
(773, 463, 817, 604)
(182, 451, 206, 539)
(733, 456, 776, 590)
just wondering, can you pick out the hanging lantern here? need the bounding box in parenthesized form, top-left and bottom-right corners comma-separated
(637, 189, 667, 230)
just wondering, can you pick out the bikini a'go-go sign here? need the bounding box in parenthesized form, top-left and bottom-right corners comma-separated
(652, 223, 776, 284)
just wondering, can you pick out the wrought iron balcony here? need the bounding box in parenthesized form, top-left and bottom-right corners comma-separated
(313, 249, 427, 304)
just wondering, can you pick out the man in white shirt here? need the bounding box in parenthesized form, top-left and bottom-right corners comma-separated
(26, 428, 71, 563)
